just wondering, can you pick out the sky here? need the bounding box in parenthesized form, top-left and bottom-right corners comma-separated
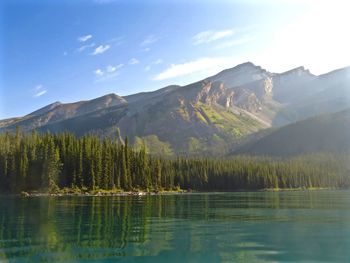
(1, 0, 349, 119)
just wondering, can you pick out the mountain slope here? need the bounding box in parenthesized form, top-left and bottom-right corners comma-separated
(1, 62, 349, 155)
(272, 66, 350, 126)
(38, 78, 267, 155)
(0, 94, 127, 132)
(233, 109, 350, 156)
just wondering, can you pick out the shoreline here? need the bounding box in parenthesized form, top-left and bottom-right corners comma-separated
(0, 187, 340, 197)
(17, 189, 187, 197)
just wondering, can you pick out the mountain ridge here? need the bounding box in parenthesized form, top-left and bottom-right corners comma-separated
(1, 62, 349, 155)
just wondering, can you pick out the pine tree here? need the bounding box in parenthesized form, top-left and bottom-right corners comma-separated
(120, 145, 129, 190)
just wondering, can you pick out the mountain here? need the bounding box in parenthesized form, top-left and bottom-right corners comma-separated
(1, 62, 349, 155)
(272, 66, 350, 126)
(233, 109, 350, 156)
(0, 93, 127, 131)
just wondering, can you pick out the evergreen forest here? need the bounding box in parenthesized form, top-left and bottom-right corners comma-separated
(0, 129, 349, 193)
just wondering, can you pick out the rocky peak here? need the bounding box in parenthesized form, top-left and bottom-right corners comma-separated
(273, 66, 315, 89)
(234, 62, 262, 71)
(272, 66, 317, 103)
(209, 62, 271, 88)
(278, 66, 314, 78)
(319, 65, 350, 81)
(27, 101, 62, 117)
(90, 93, 126, 104)
(214, 62, 263, 77)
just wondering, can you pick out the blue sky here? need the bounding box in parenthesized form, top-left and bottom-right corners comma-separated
(1, 0, 349, 118)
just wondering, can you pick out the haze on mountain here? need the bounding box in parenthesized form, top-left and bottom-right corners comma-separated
(233, 109, 350, 156)
(1, 62, 349, 156)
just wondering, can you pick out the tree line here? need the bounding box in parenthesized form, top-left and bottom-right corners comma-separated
(0, 129, 349, 193)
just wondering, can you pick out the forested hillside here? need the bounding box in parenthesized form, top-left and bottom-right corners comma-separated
(0, 129, 349, 193)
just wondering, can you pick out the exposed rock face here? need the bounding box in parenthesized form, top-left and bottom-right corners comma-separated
(263, 77, 273, 94)
(209, 62, 271, 87)
(195, 81, 234, 108)
(28, 101, 63, 117)
(1, 62, 349, 155)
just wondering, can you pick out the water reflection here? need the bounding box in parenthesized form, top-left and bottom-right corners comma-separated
(0, 191, 350, 262)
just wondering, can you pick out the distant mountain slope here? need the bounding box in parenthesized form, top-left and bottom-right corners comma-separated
(0, 94, 127, 132)
(1, 62, 349, 155)
(272, 66, 350, 126)
(233, 109, 350, 156)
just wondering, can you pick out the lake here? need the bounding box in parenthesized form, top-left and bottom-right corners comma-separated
(1, 191, 350, 262)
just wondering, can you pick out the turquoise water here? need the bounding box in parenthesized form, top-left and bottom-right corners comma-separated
(1, 191, 350, 262)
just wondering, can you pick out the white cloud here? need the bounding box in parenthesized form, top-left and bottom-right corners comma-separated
(77, 42, 95, 53)
(34, 90, 47, 97)
(153, 57, 236, 81)
(35, 84, 43, 91)
(129, 58, 140, 65)
(215, 36, 255, 49)
(144, 59, 163, 72)
(78, 34, 92, 42)
(106, 65, 116, 73)
(92, 45, 110, 55)
(192, 30, 234, 45)
(33, 85, 47, 98)
(140, 35, 158, 46)
(107, 36, 124, 45)
(94, 69, 104, 76)
(94, 64, 124, 81)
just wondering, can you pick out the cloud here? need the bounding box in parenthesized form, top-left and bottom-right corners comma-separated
(94, 69, 104, 76)
(106, 65, 116, 73)
(215, 36, 255, 49)
(153, 57, 235, 81)
(34, 90, 47, 97)
(106, 64, 123, 73)
(94, 64, 124, 81)
(78, 34, 92, 42)
(192, 30, 234, 45)
(144, 59, 163, 72)
(92, 45, 110, 55)
(129, 58, 140, 65)
(34, 84, 43, 91)
(77, 42, 96, 53)
(107, 36, 124, 45)
(33, 85, 47, 98)
(140, 35, 158, 46)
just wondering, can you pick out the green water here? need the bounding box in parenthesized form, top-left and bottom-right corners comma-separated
(1, 191, 350, 262)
